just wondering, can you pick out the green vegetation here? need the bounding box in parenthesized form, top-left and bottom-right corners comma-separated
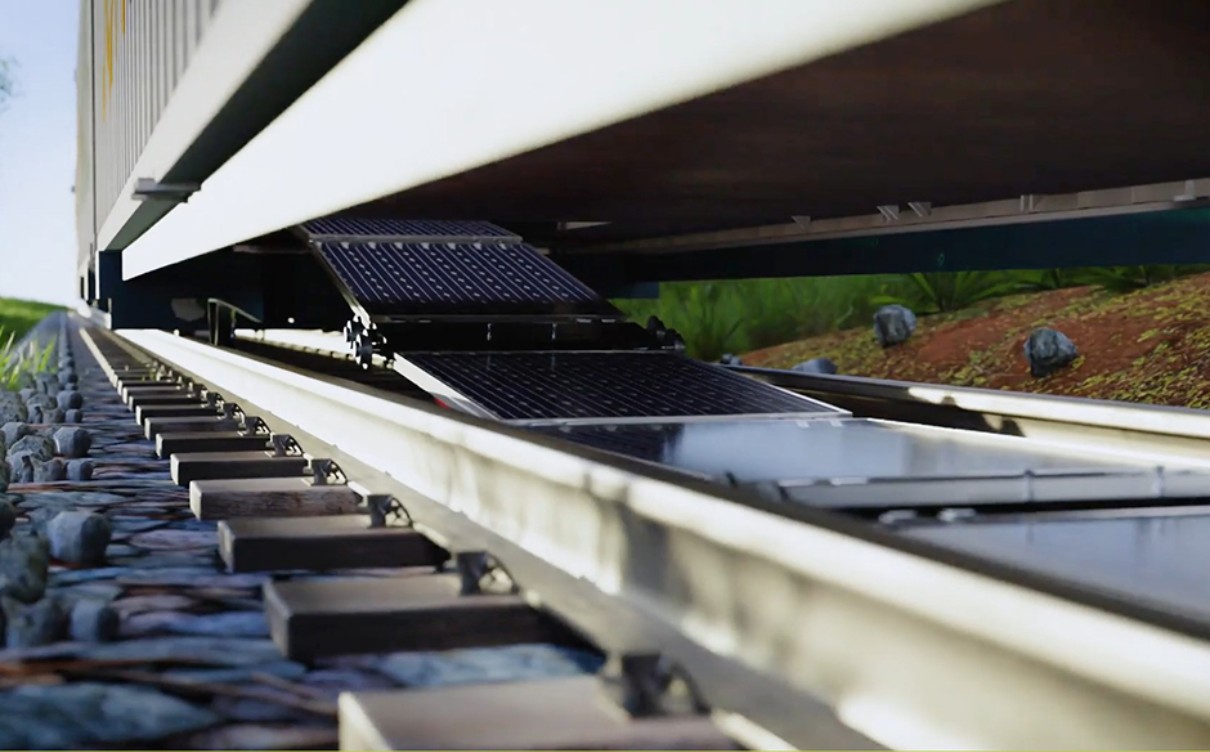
(0, 298, 61, 391)
(0, 328, 56, 391)
(0, 298, 60, 341)
(870, 271, 1022, 315)
(613, 264, 1210, 361)
(615, 275, 902, 361)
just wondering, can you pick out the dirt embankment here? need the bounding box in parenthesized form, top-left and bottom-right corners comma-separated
(743, 272, 1210, 408)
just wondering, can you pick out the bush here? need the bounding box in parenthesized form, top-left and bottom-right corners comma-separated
(869, 271, 1023, 314)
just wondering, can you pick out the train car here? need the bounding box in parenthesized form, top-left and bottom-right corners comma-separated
(75, 0, 1210, 334)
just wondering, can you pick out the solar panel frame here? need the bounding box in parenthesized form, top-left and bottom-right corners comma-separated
(396, 351, 844, 421)
(300, 217, 519, 242)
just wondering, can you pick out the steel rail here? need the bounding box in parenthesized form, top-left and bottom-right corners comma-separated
(738, 365, 1210, 465)
(102, 323, 1210, 749)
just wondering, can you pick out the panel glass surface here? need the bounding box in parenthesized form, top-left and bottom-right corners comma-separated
(403, 352, 835, 420)
(905, 508, 1210, 622)
(317, 241, 604, 315)
(529, 418, 1210, 507)
(530, 417, 1152, 480)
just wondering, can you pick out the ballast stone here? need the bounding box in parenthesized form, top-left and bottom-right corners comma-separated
(0, 400, 27, 424)
(7, 434, 53, 462)
(53, 426, 92, 458)
(68, 599, 119, 642)
(0, 498, 14, 536)
(26, 393, 55, 411)
(3, 595, 66, 648)
(873, 304, 917, 347)
(0, 682, 220, 748)
(47, 510, 112, 565)
(66, 459, 94, 481)
(1024, 327, 1078, 377)
(0, 534, 49, 602)
(1, 422, 29, 448)
(56, 390, 83, 410)
(8, 454, 36, 484)
(33, 458, 67, 483)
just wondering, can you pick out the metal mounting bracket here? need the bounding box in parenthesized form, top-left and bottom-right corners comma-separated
(309, 458, 347, 486)
(269, 433, 304, 457)
(132, 178, 201, 204)
(361, 493, 413, 529)
(598, 651, 708, 718)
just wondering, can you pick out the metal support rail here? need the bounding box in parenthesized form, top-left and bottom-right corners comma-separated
(102, 323, 1210, 749)
(738, 365, 1210, 465)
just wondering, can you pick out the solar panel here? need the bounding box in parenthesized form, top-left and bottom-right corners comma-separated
(530, 422, 682, 463)
(399, 351, 840, 420)
(530, 418, 1210, 511)
(301, 217, 518, 242)
(317, 241, 603, 314)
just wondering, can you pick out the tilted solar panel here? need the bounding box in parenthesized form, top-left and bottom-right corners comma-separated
(400, 351, 841, 421)
(318, 241, 602, 315)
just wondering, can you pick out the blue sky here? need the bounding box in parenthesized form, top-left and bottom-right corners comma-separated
(0, 0, 78, 305)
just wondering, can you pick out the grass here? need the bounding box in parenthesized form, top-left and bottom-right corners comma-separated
(613, 265, 1210, 361)
(0, 297, 61, 391)
(0, 298, 60, 341)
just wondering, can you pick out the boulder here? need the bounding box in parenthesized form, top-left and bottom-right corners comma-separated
(873, 304, 917, 347)
(1024, 327, 1078, 377)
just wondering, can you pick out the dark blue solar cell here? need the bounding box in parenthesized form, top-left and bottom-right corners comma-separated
(318, 241, 600, 310)
(402, 352, 837, 420)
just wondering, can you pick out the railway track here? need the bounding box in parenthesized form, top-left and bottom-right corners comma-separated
(54, 312, 1210, 749)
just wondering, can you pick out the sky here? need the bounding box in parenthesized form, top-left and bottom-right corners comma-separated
(0, 0, 79, 305)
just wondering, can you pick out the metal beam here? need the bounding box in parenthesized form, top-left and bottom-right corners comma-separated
(563, 206, 1210, 286)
